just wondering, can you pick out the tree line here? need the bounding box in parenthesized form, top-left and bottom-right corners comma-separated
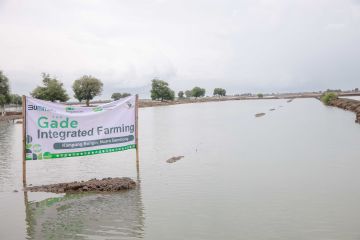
(150, 79, 226, 101)
(30, 73, 107, 106)
(0, 71, 132, 107)
(1, 70, 228, 108)
(0, 71, 22, 108)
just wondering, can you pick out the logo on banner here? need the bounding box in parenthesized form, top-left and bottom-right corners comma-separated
(27, 104, 50, 112)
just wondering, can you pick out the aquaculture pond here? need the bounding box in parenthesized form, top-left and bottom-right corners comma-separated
(1, 98, 360, 239)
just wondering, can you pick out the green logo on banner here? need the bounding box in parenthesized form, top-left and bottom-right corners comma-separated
(65, 106, 75, 112)
(92, 106, 103, 112)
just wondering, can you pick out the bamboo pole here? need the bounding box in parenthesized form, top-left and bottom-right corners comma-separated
(135, 94, 140, 175)
(22, 95, 27, 187)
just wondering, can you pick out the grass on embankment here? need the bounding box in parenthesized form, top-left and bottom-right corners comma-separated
(320, 92, 338, 105)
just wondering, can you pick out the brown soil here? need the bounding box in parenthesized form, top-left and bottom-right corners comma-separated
(25, 177, 136, 193)
(0, 114, 22, 122)
(3, 111, 22, 116)
(328, 98, 360, 123)
(1, 97, 247, 121)
(138, 97, 248, 108)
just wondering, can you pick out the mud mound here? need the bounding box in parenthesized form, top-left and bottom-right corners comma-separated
(25, 177, 136, 193)
(255, 113, 266, 117)
(166, 156, 184, 163)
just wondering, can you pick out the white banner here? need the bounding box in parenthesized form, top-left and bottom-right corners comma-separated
(25, 96, 136, 160)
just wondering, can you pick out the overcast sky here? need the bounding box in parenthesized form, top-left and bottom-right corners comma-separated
(1, 0, 360, 99)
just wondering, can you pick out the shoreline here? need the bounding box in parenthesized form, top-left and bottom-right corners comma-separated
(2, 94, 360, 122)
(0, 113, 22, 122)
(327, 98, 360, 124)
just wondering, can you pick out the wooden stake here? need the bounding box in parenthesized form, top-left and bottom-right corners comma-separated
(22, 95, 27, 187)
(135, 94, 140, 175)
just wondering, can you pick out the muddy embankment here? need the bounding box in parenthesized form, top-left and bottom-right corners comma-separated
(0, 97, 269, 122)
(25, 177, 136, 193)
(139, 96, 252, 108)
(328, 98, 360, 123)
(0, 111, 22, 122)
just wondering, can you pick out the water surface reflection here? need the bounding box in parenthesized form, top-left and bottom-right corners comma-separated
(2, 99, 360, 239)
(25, 187, 144, 239)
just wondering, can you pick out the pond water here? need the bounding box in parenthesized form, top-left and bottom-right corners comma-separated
(1, 98, 360, 239)
(340, 96, 360, 100)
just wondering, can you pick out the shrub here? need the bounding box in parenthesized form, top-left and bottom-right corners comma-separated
(111, 92, 131, 100)
(178, 91, 184, 99)
(321, 92, 338, 105)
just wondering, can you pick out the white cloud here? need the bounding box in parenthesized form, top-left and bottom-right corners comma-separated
(0, 0, 359, 98)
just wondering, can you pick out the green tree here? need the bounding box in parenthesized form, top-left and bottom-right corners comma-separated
(213, 88, 226, 96)
(121, 93, 131, 98)
(111, 92, 131, 100)
(150, 79, 175, 101)
(257, 93, 264, 98)
(0, 95, 6, 110)
(191, 87, 206, 98)
(0, 71, 10, 104)
(10, 94, 22, 105)
(31, 73, 69, 102)
(73, 75, 103, 106)
(185, 90, 192, 98)
(178, 91, 184, 99)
